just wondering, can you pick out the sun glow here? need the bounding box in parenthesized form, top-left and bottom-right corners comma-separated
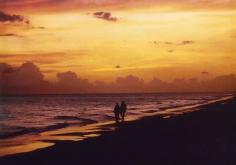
(0, 6, 235, 83)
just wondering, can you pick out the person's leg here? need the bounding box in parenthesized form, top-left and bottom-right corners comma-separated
(121, 112, 124, 121)
(115, 114, 119, 123)
(119, 112, 122, 120)
(114, 113, 117, 122)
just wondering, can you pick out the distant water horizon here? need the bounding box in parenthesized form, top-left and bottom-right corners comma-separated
(0, 91, 233, 96)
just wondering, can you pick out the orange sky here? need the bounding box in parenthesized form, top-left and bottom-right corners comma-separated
(0, 0, 236, 83)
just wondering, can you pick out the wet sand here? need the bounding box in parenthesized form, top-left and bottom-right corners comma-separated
(0, 97, 236, 165)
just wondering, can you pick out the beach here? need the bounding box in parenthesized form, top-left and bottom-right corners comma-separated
(0, 96, 235, 165)
(1, 0, 235, 164)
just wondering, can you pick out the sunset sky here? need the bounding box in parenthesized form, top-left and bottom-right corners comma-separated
(0, 0, 236, 84)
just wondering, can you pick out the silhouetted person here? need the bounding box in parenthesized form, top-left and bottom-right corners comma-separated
(113, 103, 120, 123)
(120, 101, 127, 121)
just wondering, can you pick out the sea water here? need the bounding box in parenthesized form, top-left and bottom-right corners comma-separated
(0, 93, 230, 139)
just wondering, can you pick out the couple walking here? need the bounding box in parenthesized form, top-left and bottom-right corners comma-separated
(113, 101, 127, 123)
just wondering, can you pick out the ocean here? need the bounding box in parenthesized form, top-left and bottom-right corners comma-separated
(0, 93, 231, 140)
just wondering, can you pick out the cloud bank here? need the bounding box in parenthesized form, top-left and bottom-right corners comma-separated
(0, 33, 24, 38)
(0, 11, 29, 24)
(0, 0, 234, 12)
(0, 62, 235, 94)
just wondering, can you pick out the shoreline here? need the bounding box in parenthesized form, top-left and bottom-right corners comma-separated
(0, 96, 236, 164)
(0, 95, 233, 157)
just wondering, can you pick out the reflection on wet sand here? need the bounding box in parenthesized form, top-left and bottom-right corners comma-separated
(0, 142, 54, 157)
(0, 121, 116, 157)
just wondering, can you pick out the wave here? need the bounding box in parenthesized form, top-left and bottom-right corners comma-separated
(0, 116, 98, 139)
(0, 123, 70, 139)
(141, 110, 157, 114)
(55, 116, 98, 124)
(101, 114, 114, 120)
(0, 127, 36, 139)
(0, 94, 231, 141)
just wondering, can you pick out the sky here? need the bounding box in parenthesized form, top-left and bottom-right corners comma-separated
(0, 0, 236, 93)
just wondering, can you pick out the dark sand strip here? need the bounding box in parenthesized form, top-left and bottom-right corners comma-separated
(0, 98, 236, 165)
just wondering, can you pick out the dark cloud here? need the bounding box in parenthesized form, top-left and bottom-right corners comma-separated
(0, 63, 13, 74)
(57, 71, 78, 82)
(0, 33, 24, 38)
(111, 75, 145, 93)
(148, 75, 236, 93)
(201, 71, 209, 75)
(116, 75, 144, 85)
(153, 41, 158, 45)
(180, 40, 195, 45)
(152, 41, 194, 46)
(93, 11, 117, 22)
(0, 62, 50, 94)
(56, 71, 93, 93)
(115, 65, 121, 69)
(147, 77, 169, 92)
(167, 49, 174, 53)
(203, 74, 236, 92)
(1, 62, 235, 94)
(32, 26, 46, 29)
(0, 11, 29, 24)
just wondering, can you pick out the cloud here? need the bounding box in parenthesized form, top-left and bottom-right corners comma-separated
(202, 74, 236, 92)
(0, 11, 29, 24)
(0, 11, 49, 34)
(111, 75, 145, 92)
(151, 40, 195, 49)
(41, 69, 58, 73)
(93, 11, 117, 22)
(0, 62, 50, 94)
(153, 41, 158, 45)
(0, 11, 48, 32)
(0, 0, 234, 11)
(164, 42, 173, 45)
(167, 49, 174, 53)
(31, 26, 46, 29)
(115, 65, 121, 69)
(0, 52, 68, 65)
(201, 71, 209, 75)
(57, 71, 78, 83)
(0, 33, 24, 38)
(0, 62, 44, 83)
(56, 71, 93, 93)
(180, 40, 195, 45)
(0, 63, 13, 74)
(1, 62, 236, 94)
